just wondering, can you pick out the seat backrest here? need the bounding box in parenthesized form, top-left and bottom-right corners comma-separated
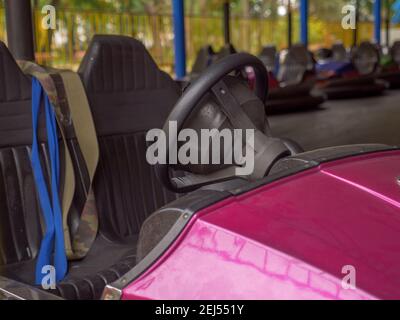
(259, 46, 277, 72)
(79, 35, 180, 241)
(191, 45, 215, 76)
(391, 41, 400, 66)
(351, 42, 380, 75)
(332, 43, 348, 62)
(0, 42, 87, 267)
(291, 44, 315, 70)
(0, 41, 40, 267)
(190, 44, 236, 77)
(277, 44, 314, 85)
(215, 43, 237, 61)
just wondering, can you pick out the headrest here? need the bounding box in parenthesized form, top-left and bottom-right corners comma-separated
(78, 35, 180, 136)
(0, 41, 31, 102)
(391, 41, 400, 65)
(216, 44, 237, 60)
(259, 46, 277, 72)
(79, 35, 177, 94)
(191, 45, 215, 75)
(352, 42, 380, 75)
(0, 41, 46, 147)
(332, 43, 348, 62)
(282, 44, 314, 70)
(277, 47, 309, 85)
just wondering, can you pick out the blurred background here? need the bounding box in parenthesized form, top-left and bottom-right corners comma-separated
(0, 0, 398, 73)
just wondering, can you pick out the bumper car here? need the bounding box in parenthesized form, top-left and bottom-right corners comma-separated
(377, 41, 400, 89)
(259, 45, 325, 114)
(1, 36, 400, 301)
(313, 42, 387, 100)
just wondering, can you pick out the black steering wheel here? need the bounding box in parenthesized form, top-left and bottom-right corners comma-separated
(155, 53, 289, 193)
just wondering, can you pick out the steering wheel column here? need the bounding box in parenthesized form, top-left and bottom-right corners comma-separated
(211, 78, 290, 179)
(155, 53, 291, 193)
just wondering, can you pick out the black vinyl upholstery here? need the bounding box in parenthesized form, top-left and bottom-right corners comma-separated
(79, 35, 180, 241)
(332, 43, 348, 62)
(191, 45, 215, 76)
(0, 42, 47, 269)
(277, 44, 315, 86)
(215, 44, 237, 61)
(352, 42, 380, 75)
(259, 46, 277, 73)
(0, 35, 181, 300)
(189, 44, 236, 78)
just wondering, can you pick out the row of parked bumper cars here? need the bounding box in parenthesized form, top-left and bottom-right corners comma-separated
(313, 42, 387, 100)
(188, 40, 400, 115)
(262, 44, 324, 114)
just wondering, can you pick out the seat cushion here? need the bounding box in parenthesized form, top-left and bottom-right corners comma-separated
(191, 45, 215, 76)
(0, 234, 137, 300)
(0, 42, 46, 268)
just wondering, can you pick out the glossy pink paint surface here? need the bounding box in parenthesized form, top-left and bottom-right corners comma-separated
(123, 151, 400, 300)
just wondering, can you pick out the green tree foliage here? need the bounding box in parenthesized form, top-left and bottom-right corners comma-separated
(30, 0, 395, 22)
(0, 0, 394, 72)
(35, 0, 114, 10)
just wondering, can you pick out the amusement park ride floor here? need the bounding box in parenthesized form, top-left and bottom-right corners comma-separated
(270, 90, 400, 151)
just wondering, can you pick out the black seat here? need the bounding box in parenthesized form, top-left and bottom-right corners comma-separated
(215, 43, 237, 61)
(352, 42, 380, 75)
(0, 42, 44, 275)
(332, 43, 348, 62)
(0, 35, 181, 300)
(189, 44, 236, 78)
(259, 46, 277, 73)
(277, 44, 315, 86)
(78, 35, 180, 243)
(190, 45, 215, 77)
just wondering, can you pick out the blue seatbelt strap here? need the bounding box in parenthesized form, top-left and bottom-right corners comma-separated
(44, 85, 67, 283)
(31, 78, 67, 285)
